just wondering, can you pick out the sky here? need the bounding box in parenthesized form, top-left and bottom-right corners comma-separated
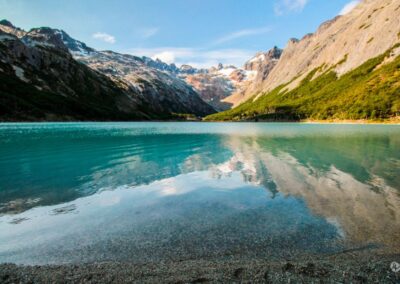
(0, 0, 361, 68)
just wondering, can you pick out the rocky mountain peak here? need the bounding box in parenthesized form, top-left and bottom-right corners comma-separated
(22, 27, 69, 51)
(59, 30, 95, 55)
(229, 69, 246, 82)
(0, 19, 27, 38)
(244, 47, 283, 72)
(268, 46, 282, 59)
(15, 26, 95, 56)
(301, 33, 314, 41)
(316, 16, 341, 35)
(141, 56, 179, 73)
(179, 64, 197, 74)
(287, 38, 299, 47)
(221, 46, 283, 107)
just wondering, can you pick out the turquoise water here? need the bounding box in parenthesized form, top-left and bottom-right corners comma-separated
(0, 122, 399, 264)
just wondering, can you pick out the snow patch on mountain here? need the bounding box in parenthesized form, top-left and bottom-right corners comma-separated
(12, 65, 29, 82)
(218, 67, 237, 77)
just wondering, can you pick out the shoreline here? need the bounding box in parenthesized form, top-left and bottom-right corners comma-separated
(204, 117, 400, 124)
(301, 118, 400, 125)
(1, 252, 399, 283)
(0, 119, 399, 125)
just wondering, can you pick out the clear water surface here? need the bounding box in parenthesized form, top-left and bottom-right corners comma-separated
(0, 122, 399, 264)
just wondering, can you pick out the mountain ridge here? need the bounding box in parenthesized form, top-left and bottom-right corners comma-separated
(206, 0, 400, 121)
(257, 0, 400, 94)
(0, 21, 215, 121)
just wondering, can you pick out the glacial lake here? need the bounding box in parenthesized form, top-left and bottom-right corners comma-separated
(0, 122, 399, 264)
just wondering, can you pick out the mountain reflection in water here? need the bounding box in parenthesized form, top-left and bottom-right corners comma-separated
(0, 123, 399, 264)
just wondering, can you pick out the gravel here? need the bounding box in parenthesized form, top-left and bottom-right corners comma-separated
(1, 252, 399, 283)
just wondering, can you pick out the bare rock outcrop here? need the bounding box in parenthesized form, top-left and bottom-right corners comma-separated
(223, 47, 282, 107)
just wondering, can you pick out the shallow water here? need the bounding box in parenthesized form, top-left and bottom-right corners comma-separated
(0, 122, 399, 264)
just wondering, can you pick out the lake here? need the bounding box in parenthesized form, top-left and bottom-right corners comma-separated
(0, 122, 399, 265)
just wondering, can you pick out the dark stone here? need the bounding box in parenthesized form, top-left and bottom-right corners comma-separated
(353, 274, 368, 283)
(282, 262, 295, 272)
(191, 277, 209, 283)
(298, 262, 315, 276)
(298, 262, 329, 277)
(233, 267, 245, 278)
(263, 270, 272, 283)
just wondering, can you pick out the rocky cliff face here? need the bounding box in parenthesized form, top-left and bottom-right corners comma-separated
(222, 47, 282, 107)
(206, 0, 400, 121)
(176, 64, 250, 111)
(0, 21, 215, 121)
(184, 73, 234, 111)
(243, 46, 282, 76)
(157, 61, 274, 111)
(0, 20, 26, 38)
(257, 0, 400, 94)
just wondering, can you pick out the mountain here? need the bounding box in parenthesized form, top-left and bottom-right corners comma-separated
(221, 47, 282, 107)
(0, 28, 142, 121)
(0, 21, 215, 121)
(73, 50, 216, 117)
(206, 0, 400, 121)
(163, 63, 263, 111)
(130, 52, 276, 111)
(0, 20, 26, 38)
(141, 57, 180, 73)
(178, 64, 243, 111)
(165, 47, 283, 112)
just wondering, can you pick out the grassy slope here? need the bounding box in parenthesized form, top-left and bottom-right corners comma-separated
(205, 46, 400, 122)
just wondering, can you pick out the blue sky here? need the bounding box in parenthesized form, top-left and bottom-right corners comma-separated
(0, 0, 360, 67)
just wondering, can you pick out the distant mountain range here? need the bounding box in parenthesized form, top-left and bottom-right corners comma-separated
(139, 48, 282, 111)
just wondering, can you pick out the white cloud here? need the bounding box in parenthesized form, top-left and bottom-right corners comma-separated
(140, 27, 159, 39)
(152, 51, 176, 63)
(274, 0, 309, 15)
(128, 25, 272, 67)
(92, 32, 116, 44)
(213, 26, 272, 45)
(339, 0, 360, 15)
(127, 47, 255, 68)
